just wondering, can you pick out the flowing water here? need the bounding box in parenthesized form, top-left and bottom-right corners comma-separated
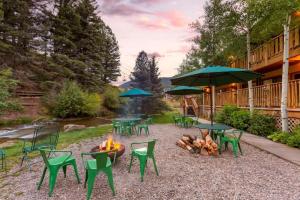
(0, 117, 111, 141)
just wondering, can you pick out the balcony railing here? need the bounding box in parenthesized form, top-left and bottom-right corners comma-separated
(230, 26, 300, 70)
(202, 79, 300, 109)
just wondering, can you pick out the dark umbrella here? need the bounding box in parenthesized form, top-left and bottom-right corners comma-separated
(165, 86, 203, 116)
(119, 88, 152, 97)
(165, 86, 203, 95)
(171, 66, 262, 124)
(119, 88, 153, 115)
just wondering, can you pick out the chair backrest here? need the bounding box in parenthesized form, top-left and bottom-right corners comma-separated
(232, 130, 243, 141)
(146, 140, 156, 156)
(94, 151, 110, 169)
(39, 148, 50, 167)
(33, 123, 60, 150)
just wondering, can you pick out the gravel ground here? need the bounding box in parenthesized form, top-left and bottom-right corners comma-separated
(0, 124, 300, 200)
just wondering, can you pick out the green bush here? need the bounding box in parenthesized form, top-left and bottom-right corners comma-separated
(51, 81, 101, 118)
(249, 112, 276, 137)
(83, 93, 102, 116)
(53, 81, 86, 118)
(286, 127, 300, 148)
(102, 86, 123, 110)
(267, 131, 290, 144)
(230, 110, 251, 131)
(215, 105, 239, 125)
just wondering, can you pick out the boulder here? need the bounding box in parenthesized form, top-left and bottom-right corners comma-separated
(63, 124, 86, 132)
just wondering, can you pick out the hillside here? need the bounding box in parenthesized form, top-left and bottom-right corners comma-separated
(120, 77, 172, 89)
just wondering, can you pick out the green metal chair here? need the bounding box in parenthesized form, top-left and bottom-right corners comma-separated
(21, 124, 59, 168)
(112, 120, 122, 134)
(173, 115, 182, 126)
(0, 149, 6, 171)
(219, 130, 243, 157)
(137, 118, 151, 135)
(81, 151, 116, 200)
(183, 117, 194, 128)
(37, 148, 81, 197)
(128, 139, 159, 182)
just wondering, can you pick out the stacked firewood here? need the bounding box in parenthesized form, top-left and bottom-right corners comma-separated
(176, 131, 218, 156)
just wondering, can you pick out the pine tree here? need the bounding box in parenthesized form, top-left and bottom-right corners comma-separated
(130, 51, 151, 90)
(101, 25, 121, 83)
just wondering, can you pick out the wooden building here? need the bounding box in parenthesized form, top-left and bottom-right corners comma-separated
(184, 26, 300, 131)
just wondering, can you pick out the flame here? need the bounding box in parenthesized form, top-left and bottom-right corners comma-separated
(99, 135, 121, 152)
(106, 135, 113, 151)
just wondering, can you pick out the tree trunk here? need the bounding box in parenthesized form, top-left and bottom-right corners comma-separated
(247, 31, 254, 114)
(281, 15, 291, 132)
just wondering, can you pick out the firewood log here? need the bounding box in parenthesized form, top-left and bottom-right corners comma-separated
(176, 140, 187, 149)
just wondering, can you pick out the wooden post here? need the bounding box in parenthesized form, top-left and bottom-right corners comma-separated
(281, 15, 291, 132)
(212, 86, 216, 115)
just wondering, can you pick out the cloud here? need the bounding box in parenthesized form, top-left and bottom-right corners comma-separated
(100, 0, 150, 16)
(135, 16, 168, 30)
(157, 10, 188, 28)
(166, 45, 190, 54)
(130, 0, 165, 5)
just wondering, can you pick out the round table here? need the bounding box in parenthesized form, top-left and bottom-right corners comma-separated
(114, 117, 142, 123)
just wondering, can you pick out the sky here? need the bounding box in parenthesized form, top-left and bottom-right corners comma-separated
(98, 0, 206, 85)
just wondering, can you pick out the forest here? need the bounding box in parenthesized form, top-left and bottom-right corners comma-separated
(0, 0, 120, 92)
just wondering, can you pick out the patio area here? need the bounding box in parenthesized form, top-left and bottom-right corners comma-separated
(1, 124, 300, 200)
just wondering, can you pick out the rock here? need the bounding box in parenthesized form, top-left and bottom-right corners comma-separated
(63, 124, 86, 132)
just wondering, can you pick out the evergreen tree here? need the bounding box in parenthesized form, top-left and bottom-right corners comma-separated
(101, 25, 121, 83)
(130, 51, 168, 114)
(130, 51, 151, 90)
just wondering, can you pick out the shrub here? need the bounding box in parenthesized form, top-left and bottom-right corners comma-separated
(102, 86, 123, 110)
(249, 112, 277, 137)
(230, 110, 251, 131)
(53, 81, 86, 118)
(215, 105, 239, 125)
(286, 127, 300, 148)
(82, 93, 102, 116)
(267, 131, 290, 144)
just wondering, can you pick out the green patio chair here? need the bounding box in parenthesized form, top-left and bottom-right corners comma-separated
(120, 121, 134, 136)
(173, 115, 182, 126)
(81, 151, 116, 200)
(0, 149, 6, 171)
(37, 148, 81, 197)
(112, 120, 122, 134)
(183, 117, 194, 128)
(128, 139, 159, 182)
(219, 130, 243, 157)
(21, 124, 59, 168)
(137, 118, 151, 135)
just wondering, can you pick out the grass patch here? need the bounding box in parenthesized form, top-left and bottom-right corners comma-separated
(1, 125, 112, 171)
(152, 111, 180, 124)
(0, 117, 33, 127)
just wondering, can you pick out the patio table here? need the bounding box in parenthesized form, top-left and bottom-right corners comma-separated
(114, 117, 142, 123)
(195, 123, 232, 141)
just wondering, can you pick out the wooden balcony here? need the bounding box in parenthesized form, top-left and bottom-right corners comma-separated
(202, 79, 300, 110)
(230, 26, 300, 71)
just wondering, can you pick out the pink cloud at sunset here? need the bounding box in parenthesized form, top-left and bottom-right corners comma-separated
(157, 10, 188, 28)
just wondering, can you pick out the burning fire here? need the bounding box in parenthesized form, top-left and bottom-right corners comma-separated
(99, 135, 121, 152)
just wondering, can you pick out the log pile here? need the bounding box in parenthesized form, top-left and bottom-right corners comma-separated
(176, 131, 218, 156)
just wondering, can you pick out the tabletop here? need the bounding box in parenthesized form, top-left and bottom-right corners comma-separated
(114, 117, 142, 122)
(195, 123, 232, 130)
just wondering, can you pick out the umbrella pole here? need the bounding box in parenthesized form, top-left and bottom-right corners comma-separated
(210, 86, 213, 125)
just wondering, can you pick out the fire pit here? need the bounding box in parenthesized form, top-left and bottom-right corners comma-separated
(90, 136, 125, 160)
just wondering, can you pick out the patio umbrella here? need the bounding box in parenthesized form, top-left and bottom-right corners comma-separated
(119, 88, 152, 97)
(171, 66, 262, 124)
(119, 88, 153, 115)
(165, 86, 203, 116)
(165, 86, 203, 95)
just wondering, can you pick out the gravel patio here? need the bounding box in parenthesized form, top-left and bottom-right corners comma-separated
(1, 124, 300, 200)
